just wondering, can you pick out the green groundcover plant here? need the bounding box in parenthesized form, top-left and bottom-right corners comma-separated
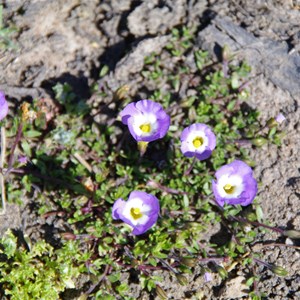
(0, 27, 297, 300)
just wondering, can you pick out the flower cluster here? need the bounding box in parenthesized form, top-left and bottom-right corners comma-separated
(113, 99, 258, 235)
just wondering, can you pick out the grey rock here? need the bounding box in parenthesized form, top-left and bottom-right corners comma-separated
(114, 35, 171, 81)
(127, 0, 186, 36)
(110, 0, 132, 12)
(198, 16, 300, 99)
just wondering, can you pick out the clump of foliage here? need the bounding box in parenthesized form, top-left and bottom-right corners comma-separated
(0, 5, 17, 50)
(0, 25, 293, 300)
(0, 231, 85, 299)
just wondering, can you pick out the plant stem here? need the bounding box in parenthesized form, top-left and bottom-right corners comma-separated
(3, 167, 90, 194)
(230, 216, 284, 235)
(158, 258, 178, 274)
(85, 264, 111, 295)
(5, 122, 23, 176)
(255, 243, 300, 250)
(198, 256, 228, 263)
(0, 126, 6, 214)
(253, 257, 270, 268)
(147, 180, 187, 195)
(184, 156, 197, 176)
(221, 219, 242, 245)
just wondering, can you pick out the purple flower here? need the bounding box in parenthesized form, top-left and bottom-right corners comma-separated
(112, 191, 160, 235)
(212, 160, 257, 207)
(120, 100, 170, 142)
(18, 155, 27, 164)
(204, 272, 212, 282)
(180, 123, 216, 160)
(275, 113, 286, 124)
(0, 91, 8, 121)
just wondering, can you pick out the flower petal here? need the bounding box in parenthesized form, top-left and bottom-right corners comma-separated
(0, 91, 8, 121)
(112, 198, 126, 220)
(120, 102, 138, 125)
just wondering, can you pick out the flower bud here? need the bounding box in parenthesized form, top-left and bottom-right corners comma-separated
(181, 257, 197, 267)
(61, 232, 76, 240)
(225, 144, 237, 153)
(228, 240, 236, 252)
(138, 141, 148, 156)
(251, 137, 268, 147)
(156, 285, 168, 300)
(114, 85, 129, 100)
(176, 274, 188, 286)
(270, 265, 288, 277)
(131, 259, 139, 267)
(77, 294, 88, 300)
(222, 45, 231, 62)
(82, 177, 94, 192)
(57, 211, 66, 217)
(283, 230, 300, 239)
(77, 294, 89, 300)
(216, 266, 228, 279)
(266, 117, 278, 128)
(274, 132, 286, 140)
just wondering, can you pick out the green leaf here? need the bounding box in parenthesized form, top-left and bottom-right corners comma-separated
(1, 231, 17, 258)
(246, 277, 254, 286)
(24, 130, 42, 138)
(231, 73, 239, 89)
(227, 100, 236, 111)
(21, 140, 32, 157)
(255, 205, 264, 222)
(107, 272, 120, 283)
(99, 65, 109, 77)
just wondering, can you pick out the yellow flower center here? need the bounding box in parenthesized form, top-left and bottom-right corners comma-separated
(193, 136, 204, 148)
(140, 123, 151, 133)
(130, 207, 143, 220)
(223, 183, 235, 194)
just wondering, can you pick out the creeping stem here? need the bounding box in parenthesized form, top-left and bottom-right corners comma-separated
(0, 126, 6, 213)
(5, 122, 23, 176)
(184, 155, 197, 176)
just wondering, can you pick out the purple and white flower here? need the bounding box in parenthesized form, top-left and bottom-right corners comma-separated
(275, 113, 286, 124)
(120, 100, 170, 142)
(112, 191, 160, 235)
(180, 123, 216, 160)
(204, 272, 212, 282)
(0, 91, 8, 121)
(212, 160, 257, 207)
